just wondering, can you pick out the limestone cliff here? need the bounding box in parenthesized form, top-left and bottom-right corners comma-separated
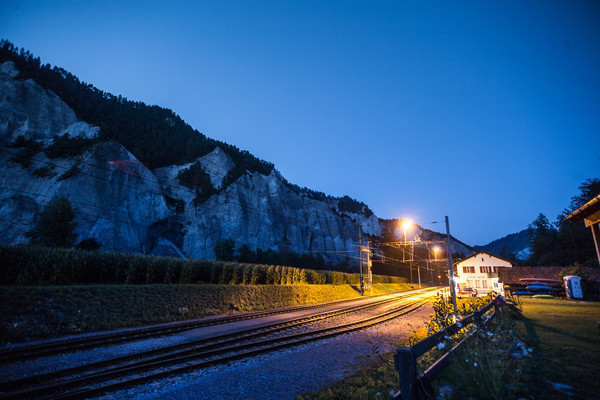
(0, 60, 472, 264)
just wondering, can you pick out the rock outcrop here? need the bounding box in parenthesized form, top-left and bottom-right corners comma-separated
(0, 61, 78, 142)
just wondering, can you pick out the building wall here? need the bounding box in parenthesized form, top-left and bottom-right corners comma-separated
(455, 252, 512, 293)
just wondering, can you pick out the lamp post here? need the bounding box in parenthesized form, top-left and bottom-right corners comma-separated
(402, 219, 412, 285)
(428, 246, 433, 284)
(433, 247, 440, 285)
(415, 243, 420, 287)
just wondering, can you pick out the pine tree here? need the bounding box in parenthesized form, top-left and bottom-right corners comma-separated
(213, 238, 236, 261)
(26, 196, 78, 247)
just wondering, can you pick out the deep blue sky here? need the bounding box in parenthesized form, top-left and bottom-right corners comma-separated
(1, 1, 599, 246)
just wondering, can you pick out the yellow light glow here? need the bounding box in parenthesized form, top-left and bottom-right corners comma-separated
(433, 247, 440, 254)
(401, 219, 412, 229)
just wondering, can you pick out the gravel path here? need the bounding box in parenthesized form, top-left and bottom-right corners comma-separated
(96, 304, 433, 400)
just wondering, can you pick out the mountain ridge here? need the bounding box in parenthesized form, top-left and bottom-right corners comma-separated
(474, 228, 530, 262)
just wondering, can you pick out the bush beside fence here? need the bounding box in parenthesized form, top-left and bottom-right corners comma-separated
(0, 245, 406, 286)
(393, 296, 504, 400)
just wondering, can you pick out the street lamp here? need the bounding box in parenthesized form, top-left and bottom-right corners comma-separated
(402, 219, 411, 244)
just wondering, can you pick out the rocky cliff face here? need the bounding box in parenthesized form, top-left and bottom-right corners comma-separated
(0, 61, 79, 142)
(0, 61, 169, 252)
(0, 60, 470, 264)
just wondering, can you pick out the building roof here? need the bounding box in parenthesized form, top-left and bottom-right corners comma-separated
(453, 251, 513, 266)
(499, 266, 600, 285)
(565, 194, 600, 222)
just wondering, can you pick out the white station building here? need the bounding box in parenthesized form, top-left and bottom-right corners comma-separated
(454, 252, 513, 295)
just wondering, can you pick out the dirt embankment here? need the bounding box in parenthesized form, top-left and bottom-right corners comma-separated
(0, 283, 413, 343)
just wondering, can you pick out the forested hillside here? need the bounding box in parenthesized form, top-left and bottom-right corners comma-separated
(0, 40, 272, 175)
(0, 40, 375, 213)
(474, 229, 529, 263)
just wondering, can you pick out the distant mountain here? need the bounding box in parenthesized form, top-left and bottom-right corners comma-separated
(474, 229, 530, 262)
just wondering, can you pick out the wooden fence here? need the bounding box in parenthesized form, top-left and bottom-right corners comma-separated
(393, 296, 506, 400)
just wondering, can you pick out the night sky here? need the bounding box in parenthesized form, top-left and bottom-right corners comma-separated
(1, 1, 599, 246)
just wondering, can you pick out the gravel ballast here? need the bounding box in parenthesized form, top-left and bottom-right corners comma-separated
(97, 304, 433, 400)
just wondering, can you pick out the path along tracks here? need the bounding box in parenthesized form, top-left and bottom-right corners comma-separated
(0, 288, 437, 400)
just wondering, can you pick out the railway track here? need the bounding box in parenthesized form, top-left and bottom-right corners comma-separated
(0, 287, 440, 364)
(0, 291, 434, 400)
(0, 289, 434, 364)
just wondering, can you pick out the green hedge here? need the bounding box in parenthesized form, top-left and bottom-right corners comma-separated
(0, 245, 405, 286)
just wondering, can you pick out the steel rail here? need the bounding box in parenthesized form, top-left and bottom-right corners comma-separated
(0, 288, 436, 364)
(1, 289, 435, 393)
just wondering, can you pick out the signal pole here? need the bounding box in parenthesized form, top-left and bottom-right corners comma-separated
(415, 243, 421, 287)
(358, 228, 372, 295)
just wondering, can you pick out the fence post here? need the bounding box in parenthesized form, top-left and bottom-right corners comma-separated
(394, 348, 416, 400)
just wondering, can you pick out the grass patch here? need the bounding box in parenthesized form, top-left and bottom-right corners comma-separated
(514, 298, 600, 399)
(0, 283, 412, 344)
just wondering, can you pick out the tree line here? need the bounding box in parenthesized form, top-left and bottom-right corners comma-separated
(212, 238, 355, 272)
(527, 178, 600, 267)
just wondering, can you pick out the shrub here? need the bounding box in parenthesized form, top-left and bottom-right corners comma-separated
(45, 133, 97, 159)
(250, 265, 266, 285)
(219, 264, 234, 285)
(125, 257, 146, 284)
(32, 166, 56, 178)
(57, 161, 81, 181)
(165, 260, 182, 284)
(8, 135, 43, 168)
(265, 265, 277, 284)
(306, 270, 326, 284)
(0, 245, 384, 288)
(146, 258, 166, 284)
(180, 262, 199, 284)
(26, 196, 78, 248)
(242, 264, 253, 285)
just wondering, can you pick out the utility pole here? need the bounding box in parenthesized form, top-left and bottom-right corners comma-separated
(428, 246, 433, 284)
(445, 216, 458, 321)
(408, 242, 413, 287)
(415, 243, 421, 287)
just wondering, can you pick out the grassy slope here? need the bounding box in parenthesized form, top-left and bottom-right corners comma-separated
(0, 283, 413, 343)
(516, 298, 600, 399)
